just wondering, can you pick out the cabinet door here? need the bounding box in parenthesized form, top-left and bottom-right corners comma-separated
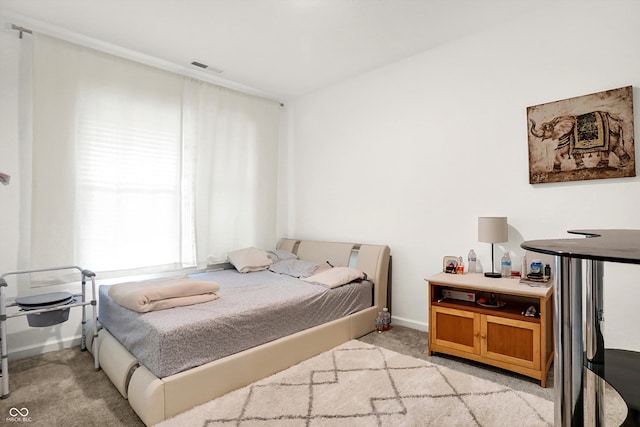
(481, 315, 540, 370)
(431, 306, 480, 355)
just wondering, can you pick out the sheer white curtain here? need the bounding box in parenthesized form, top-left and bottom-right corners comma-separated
(30, 33, 280, 280)
(31, 34, 185, 279)
(183, 79, 280, 267)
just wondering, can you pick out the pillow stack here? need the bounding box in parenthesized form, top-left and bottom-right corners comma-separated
(228, 246, 367, 288)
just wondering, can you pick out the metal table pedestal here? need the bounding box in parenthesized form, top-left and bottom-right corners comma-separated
(523, 229, 640, 427)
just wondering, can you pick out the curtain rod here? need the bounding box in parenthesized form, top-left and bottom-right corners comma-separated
(11, 24, 33, 39)
(6, 19, 282, 103)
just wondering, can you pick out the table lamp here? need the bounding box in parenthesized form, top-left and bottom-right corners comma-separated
(478, 216, 508, 278)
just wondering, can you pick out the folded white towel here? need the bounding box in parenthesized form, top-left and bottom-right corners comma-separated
(108, 276, 220, 312)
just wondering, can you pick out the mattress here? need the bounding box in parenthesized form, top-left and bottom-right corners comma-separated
(98, 269, 372, 378)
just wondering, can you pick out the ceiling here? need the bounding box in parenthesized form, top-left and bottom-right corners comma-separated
(0, 0, 551, 101)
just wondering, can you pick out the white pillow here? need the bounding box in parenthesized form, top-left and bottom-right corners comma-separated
(267, 249, 298, 263)
(268, 259, 319, 278)
(303, 267, 366, 289)
(228, 247, 272, 273)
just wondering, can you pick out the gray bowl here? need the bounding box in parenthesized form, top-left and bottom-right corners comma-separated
(24, 308, 71, 327)
(16, 292, 75, 327)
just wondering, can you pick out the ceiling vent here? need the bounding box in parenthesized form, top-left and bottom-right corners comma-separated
(190, 60, 223, 74)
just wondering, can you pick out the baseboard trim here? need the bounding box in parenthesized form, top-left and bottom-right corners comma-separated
(8, 336, 83, 360)
(390, 315, 428, 332)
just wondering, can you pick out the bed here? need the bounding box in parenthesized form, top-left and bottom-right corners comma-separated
(89, 238, 391, 425)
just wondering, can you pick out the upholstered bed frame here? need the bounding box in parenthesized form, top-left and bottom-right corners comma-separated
(88, 238, 390, 425)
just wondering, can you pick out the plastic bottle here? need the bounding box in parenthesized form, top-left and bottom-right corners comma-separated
(544, 264, 551, 277)
(381, 307, 391, 331)
(501, 251, 511, 278)
(467, 249, 477, 273)
(375, 311, 384, 333)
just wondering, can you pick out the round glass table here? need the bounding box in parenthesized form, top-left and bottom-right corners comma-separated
(522, 229, 640, 427)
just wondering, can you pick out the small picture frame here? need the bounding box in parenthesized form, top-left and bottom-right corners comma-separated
(443, 256, 458, 273)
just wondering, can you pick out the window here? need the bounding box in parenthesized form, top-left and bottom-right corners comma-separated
(75, 84, 187, 274)
(28, 33, 279, 282)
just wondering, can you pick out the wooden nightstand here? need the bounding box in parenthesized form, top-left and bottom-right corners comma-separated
(426, 272, 553, 387)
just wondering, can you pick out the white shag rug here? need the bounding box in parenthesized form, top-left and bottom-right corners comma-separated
(155, 340, 553, 426)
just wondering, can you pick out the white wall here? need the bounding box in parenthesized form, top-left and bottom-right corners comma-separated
(2, 1, 640, 358)
(286, 1, 640, 350)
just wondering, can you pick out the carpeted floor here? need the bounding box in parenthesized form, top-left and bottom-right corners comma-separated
(0, 325, 628, 426)
(362, 326, 627, 425)
(156, 339, 554, 426)
(0, 343, 143, 426)
(360, 325, 554, 401)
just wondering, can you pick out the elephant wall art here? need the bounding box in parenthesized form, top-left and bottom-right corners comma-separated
(527, 86, 635, 184)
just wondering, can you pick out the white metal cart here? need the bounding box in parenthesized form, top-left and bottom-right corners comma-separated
(0, 265, 99, 398)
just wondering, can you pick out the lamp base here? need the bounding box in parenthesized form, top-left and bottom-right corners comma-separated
(484, 272, 502, 278)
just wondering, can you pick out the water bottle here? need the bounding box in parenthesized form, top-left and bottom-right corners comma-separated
(467, 249, 477, 273)
(501, 251, 511, 278)
(375, 311, 384, 333)
(381, 307, 391, 331)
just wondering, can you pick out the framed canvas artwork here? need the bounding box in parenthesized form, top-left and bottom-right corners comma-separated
(527, 86, 635, 184)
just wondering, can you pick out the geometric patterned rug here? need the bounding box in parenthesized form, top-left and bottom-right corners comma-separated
(155, 340, 553, 426)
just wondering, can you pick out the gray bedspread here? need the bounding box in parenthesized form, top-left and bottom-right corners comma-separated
(98, 269, 372, 378)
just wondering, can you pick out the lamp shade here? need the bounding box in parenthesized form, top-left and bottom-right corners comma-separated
(478, 217, 508, 243)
